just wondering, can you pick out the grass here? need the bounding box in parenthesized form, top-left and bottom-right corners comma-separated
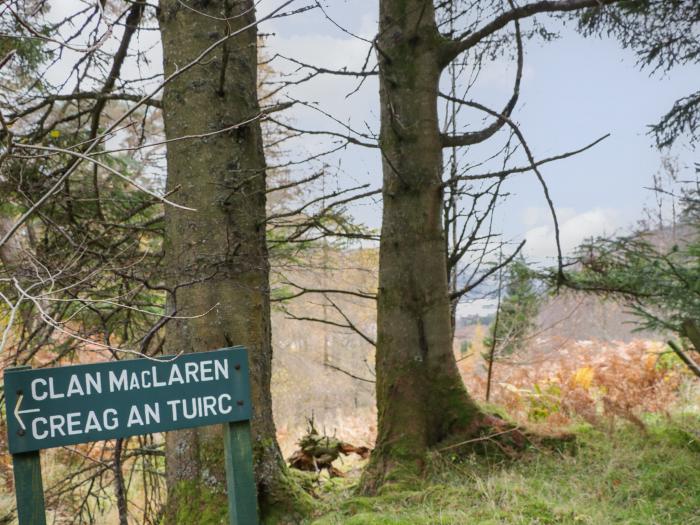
(308, 415, 700, 525)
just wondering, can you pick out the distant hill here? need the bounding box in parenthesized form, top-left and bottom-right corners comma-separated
(535, 291, 659, 342)
(534, 221, 695, 343)
(456, 222, 695, 346)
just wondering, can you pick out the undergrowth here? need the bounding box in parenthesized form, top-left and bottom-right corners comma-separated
(308, 415, 700, 524)
(462, 340, 692, 429)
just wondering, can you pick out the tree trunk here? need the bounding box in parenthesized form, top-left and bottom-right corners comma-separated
(361, 0, 486, 492)
(158, 1, 310, 522)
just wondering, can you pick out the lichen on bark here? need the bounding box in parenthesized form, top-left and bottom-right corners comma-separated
(158, 1, 311, 521)
(361, 0, 518, 494)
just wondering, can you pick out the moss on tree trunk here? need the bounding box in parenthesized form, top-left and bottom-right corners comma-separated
(158, 1, 311, 521)
(360, 0, 501, 493)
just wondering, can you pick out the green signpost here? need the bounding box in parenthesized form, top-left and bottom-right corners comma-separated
(4, 346, 259, 525)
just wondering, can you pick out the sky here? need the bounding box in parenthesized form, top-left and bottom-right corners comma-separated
(43, 1, 698, 268)
(259, 0, 698, 262)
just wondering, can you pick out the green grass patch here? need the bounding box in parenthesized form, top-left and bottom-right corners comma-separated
(309, 416, 700, 524)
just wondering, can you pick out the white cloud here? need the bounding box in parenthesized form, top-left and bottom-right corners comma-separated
(523, 207, 622, 260)
(261, 13, 382, 201)
(266, 22, 379, 131)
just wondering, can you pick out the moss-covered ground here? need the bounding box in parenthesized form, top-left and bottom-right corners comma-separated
(307, 415, 700, 524)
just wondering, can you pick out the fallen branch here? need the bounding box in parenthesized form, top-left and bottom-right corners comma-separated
(288, 417, 370, 477)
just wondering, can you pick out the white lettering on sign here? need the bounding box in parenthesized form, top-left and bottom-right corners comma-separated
(30, 359, 230, 400)
(86, 373, 102, 395)
(67, 412, 81, 435)
(31, 409, 120, 440)
(109, 370, 128, 392)
(127, 403, 161, 428)
(27, 395, 236, 440)
(167, 394, 233, 421)
(127, 405, 143, 427)
(67, 376, 83, 397)
(17, 357, 237, 446)
(30, 396, 233, 437)
(31, 373, 103, 401)
(200, 360, 213, 381)
(169, 364, 184, 384)
(31, 378, 47, 401)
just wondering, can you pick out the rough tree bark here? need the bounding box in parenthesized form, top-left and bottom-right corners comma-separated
(361, 0, 483, 492)
(158, 1, 310, 522)
(362, 0, 619, 493)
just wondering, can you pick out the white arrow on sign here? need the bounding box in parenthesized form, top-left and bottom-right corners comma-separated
(14, 394, 40, 431)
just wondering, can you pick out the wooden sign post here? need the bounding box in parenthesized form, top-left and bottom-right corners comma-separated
(4, 347, 259, 525)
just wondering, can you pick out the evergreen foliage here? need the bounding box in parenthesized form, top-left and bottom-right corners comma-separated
(562, 177, 700, 352)
(484, 258, 541, 356)
(578, 0, 700, 147)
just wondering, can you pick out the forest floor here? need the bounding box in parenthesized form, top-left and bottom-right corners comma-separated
(306, 415, 700, 524)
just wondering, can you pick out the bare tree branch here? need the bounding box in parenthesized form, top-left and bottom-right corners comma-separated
(441, 0, 621, 65)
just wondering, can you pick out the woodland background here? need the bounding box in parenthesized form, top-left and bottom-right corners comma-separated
(0, 0, 698, 524)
